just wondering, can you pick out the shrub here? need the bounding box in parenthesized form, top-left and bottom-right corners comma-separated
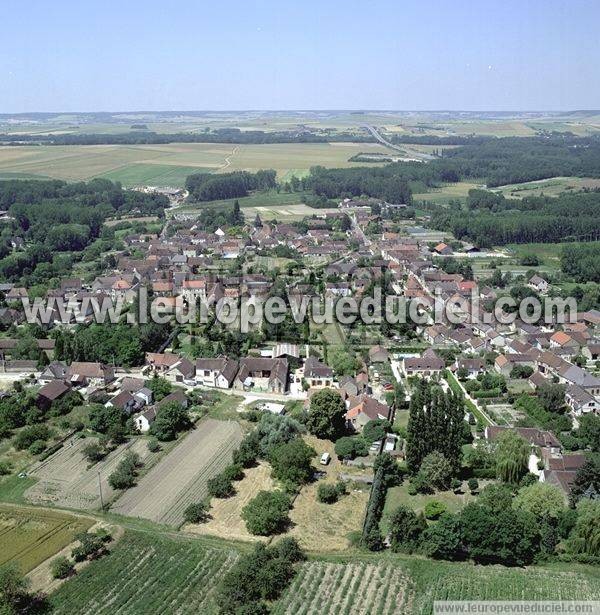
(424, 500, 447, 520)
(207, 474, 234, 498)
(317, 483, 339, 504)
(28, 439, 47, 455)
(418, 452, 453, 491)
(242, 491, 291, 536)
(50, 556, 74, 579)
(334, 436, 368, 460)
(147, 438, 160, 453)
(14, 425, 51, 450)
(183, 502, 210, 524)
(222, 463, 244, 482)
(269, 439, 315, 486)
(82, 442, 105, 463)
(468, 478, 479, 493)
(334, 480, 347, 496)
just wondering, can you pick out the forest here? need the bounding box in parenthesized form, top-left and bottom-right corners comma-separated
(430, 189, 600, 247)
(0, 179, 168, 283)
(186, 169, 277, 201)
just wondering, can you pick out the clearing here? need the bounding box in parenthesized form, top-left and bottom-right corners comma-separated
(24, 437, 158, 511)
(492, 176, 600, 199)
(48, 530, 237, 615)
(111, 418, 242, 526)
(0, 504, 93, 573)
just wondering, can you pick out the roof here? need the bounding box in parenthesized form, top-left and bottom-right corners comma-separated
(486, 426, 561, 449)
(38, 380, 70, 401)
(236, 357, 288, 385)
(67, 362, 111, 379)
(346, 395, 389, 422)
(304, 356, 333, 379)
(156, 390, 187, 408)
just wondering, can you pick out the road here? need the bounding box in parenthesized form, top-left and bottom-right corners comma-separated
(362, 125, 407, 153)
(350, 213, 371, 247)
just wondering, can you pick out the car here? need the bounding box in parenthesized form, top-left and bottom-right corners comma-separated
(383, 382, 395, 391)
(320, 452, 331, 465)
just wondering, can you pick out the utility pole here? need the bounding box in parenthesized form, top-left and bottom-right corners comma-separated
(98, 471, 104, 511)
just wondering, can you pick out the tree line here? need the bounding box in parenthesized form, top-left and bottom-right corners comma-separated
(186, 170, 276, 201)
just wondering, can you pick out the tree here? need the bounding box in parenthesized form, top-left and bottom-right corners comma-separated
(50, 556, 74, 579)
(478, 483, 514, 512)
(565, 500, 600, 557)
(514, 483, 565, 520)
(0, 563, 32, 613)
(362, 419, 391, 443)
(494, 430, 530, 484)
(327, 348, 358, 377)
(306, 389, 346, 440)
(149, 402, 191, 441)
(334, 436, 368, 460)
(569, 454, 600, 505)
(207, 474, 234, 498)
(183, 502, 210, 524)
(242, 491, 291, 536)
(88, 403, 126, 435)
(388, 505, 426, 553)
(418, 451, 453, 490)
(537, 382, 566, 413)
(459, 503, 540, 566)
(269, 439, 315, 486)
(147, 375, 172, 401)
(82, 441, 106, 463)
(422, 513, 462, 560)
(579, 414, 600, 452)
(467, 478, 479, 494)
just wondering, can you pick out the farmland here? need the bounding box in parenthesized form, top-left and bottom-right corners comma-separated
(492, 176, 600, 198)
(0, 141, 391, 186)
(274, 560, 412, 615)
(111, 418, 242, 526)
(25, 437, 158, 511)
(48, 530, 237, 615)
(0, 504, 93, 573)
(276, 556, 600, 615)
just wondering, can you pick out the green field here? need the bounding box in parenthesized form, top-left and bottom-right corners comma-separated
(49, 531, 237, 614)
(0, 142, 391, 187)
(414, 181, 482, 205)
(0, 504, 93, 573)
(492, 176, 600, 199)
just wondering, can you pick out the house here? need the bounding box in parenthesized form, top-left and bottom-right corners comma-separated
(105, 391, 138, 414)
(403, 351, 444, 378)
(540, 453, 587, 498)
(195, 357, 239, 388)
(145, 352, 181, 373)
(345, 394, 390, 431)
(234, 358, 289, 393)
(565, 384, 599, 417)
(36, 380, 70, 411)
(528, 275, 549, 294)
(453, 358, 485, 379)
(66, 362, 115, 387)
(38, 361, 68, 385)
(165, 357, 196, 384)
(368, 345, 389, 364)
(494, 353, 536, 377)
(302, 356, 335, 389)
(133, 406, 157, 433)
(433, 242, 453, 256)
(485, 426, 561, 453)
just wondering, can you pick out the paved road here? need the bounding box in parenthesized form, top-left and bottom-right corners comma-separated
(363, 124, 407, 153)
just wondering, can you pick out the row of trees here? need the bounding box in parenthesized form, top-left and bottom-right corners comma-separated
(186, 170, 276, 201)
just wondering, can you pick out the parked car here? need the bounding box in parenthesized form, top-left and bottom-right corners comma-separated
(320, 452, 331, 465)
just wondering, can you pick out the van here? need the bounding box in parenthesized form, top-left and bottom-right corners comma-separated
(320, 452, 331, 466)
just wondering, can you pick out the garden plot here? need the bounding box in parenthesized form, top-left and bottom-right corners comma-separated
(25, 438, 157, 511)
(111, 418, 242, 526)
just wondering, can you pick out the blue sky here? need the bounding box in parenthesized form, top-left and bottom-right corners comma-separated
(1, 0, 599, 112)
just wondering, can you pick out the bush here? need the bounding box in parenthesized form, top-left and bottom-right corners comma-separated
(242, 491, 291, 536)
(0, 460, 11, 475)
(207, 474, 234, 498)
(317, 483, 339, 504)
(269, 439, 315, 486)
(424, 500, 447, 520)
(82, 442, 106, 463)
(222, 463, 244, 482)
(14, 424, 51, 450)
(183, 501, 209, 524)
(147, 438, 160, 453)
(468, 478, 479, 493)
(50, 556, 74, 579)
(28, 439, 47, 456)
(417, 452, 453, 491)
(107, 451, 141, 490)
(334, 436, 368, 460)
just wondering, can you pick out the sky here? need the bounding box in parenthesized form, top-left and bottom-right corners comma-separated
(1, 0, 599, 113)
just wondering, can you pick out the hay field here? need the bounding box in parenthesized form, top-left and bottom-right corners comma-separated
(111, 418, 242, 526)
(0, 142, 391, 186)
(0, 504, 93, 573)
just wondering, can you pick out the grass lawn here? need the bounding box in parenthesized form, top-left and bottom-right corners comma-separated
(381, 482, 476, 533)
(0, 474, 38, 504)
(198, 391, 244, 422)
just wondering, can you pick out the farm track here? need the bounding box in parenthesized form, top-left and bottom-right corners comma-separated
(111, 418, 242, 526)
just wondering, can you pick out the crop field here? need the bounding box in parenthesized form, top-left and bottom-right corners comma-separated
(492, 176, 600, 199)
(111, 418, 242, 526)
(25, 437, 158, 511)
(274, 561, 412, 615)
(413, 181, 482, 204)
(186, 461, 275, 542)
(0, 505, 93, 573)
(48, 530, 237, 615)
(0, 142, 390, 187)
